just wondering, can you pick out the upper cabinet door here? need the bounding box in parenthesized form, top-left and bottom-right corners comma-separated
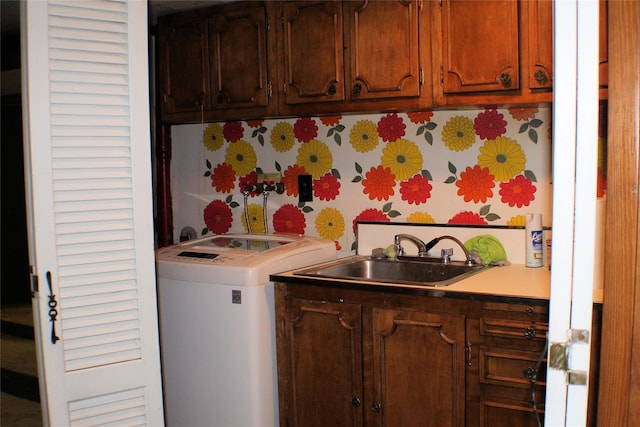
(345, 0, 421, 101)
(526, 0, 553, 90)
(281, 1, 345, 105)
(440, 0, 519, 94)
(209, 5, 272, 111)
(158, 14, 209, 116)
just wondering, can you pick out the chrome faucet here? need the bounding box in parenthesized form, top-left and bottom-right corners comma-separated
(394, 234, 428, 257)
(436, 235, 474, 266)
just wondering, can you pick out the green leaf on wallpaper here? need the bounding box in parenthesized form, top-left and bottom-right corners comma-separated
(275, 162, 281, 172)
(530, 119, 543, 128)
(256, 167, 264, 174)
(204, 171, 211, 177)
(421, 169, 433, 181)
(302, 206, 314, 213)
(230, 202, 240, 208)
(479, 205, 491, 216)
(448, 162, 457, 174)
(444, 176, 456, 184)
(335, 125, 346, 132)
(355, 162, 363, 174)
(202, 228, 208, 236)
(258, 135, 265, 146)
(298, 201, 305, 209)
(225, 195, 233, 203)
(351, 241, 357, 252)
(331, 169, 341, 179)
(425, 122, 437, 130)
(327, 128, 335, 137)
(524, 170, 538, 182)
(382, 202, 392, 213)
(417, 127, 425, 136)
(252, 129, 260, 138)
(334, 134, 342, 146)
(206, 159, 212, 169)
(528, 128, 538, 143)
(519, 123, 529, 134)
(352, 176, 362, 183)
(424, 132, 433, 145)
(388, 210, 401, 218)
(485, 213, 501, 221)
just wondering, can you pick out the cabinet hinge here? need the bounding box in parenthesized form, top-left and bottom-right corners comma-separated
(418, 0, 423, 10)
(440, 65, 444, 86)
(549, 328, 590, 385)
(267, 81, 273, 100)
(30, 272, 39, 297)
(419, 66, 424, 86)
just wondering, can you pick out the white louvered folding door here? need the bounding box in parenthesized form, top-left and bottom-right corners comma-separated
(21, 1, 165, 425)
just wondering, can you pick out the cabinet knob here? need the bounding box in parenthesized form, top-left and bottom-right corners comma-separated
(499, 72, 512, 88)
(217, 93, 224, 104)
(524, 327, 536, 340)
(523, 366, 537, 381)
(351, 397, 361, 407)
(353, 83, 363, 95)
(372, 402, 381, 412)
(328, 84, 337, 96)
(534, 70, 549, 85)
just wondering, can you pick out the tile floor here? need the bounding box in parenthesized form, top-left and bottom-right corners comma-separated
(1, 303, 43, 426)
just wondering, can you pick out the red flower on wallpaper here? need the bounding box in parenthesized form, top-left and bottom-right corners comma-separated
(352, 208, 390, 233)
(246, 119, 264, 128)
(210, 162, 236, 193)
(273, 204, 306, 234)
(597, 166, 607, 198)
(314, 172, 341, 201)
(320, 115, 342, 126)
(281, 164, 308, 197)
(407, 110, 434, 124)
(362, 165, 396, 201)
(378, 113, 406, 142)
(400, 174, 432, 205)
(499, 174, 537, 207)
(455, 165, 495, 203)
(474, 109, 507, 140)
(293, 117, 318, 142)
(203, 199, 233, 234)
(223, 121, 244, 142)
(239, 171, 259, 197)
(448, 211, 488, 225)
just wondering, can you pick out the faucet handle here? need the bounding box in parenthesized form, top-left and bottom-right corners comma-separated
(441, 248, 453, 264)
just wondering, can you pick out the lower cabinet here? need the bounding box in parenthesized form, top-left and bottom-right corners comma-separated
(274, 282, 600, 427)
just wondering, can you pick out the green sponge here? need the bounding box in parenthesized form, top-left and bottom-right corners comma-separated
(464, 235, 507, 265)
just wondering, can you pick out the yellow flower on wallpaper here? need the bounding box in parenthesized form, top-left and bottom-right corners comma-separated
(507, 214, 526, 226)
(241, 203, 265, 233)
(477, 136, 526, 182)
(441, 116, 476, 151)
(380, 138, 423, 181)
(203, 123, 224, 151)
(349, 120, 380, 153)
(406, 212, 436, 224)
(225, 140, 257, 177)
(315, 207, 345, 241)
(297, 139, 333, 179)
(270, 122, 295, 152)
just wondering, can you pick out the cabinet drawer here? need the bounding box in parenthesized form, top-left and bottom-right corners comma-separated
(479, 346, 546, 389)
(480, 318, 548, 342)
(480, 398, 544, 427)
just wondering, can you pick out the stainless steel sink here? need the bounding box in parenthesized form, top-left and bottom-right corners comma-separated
(294, 256, 491, 287)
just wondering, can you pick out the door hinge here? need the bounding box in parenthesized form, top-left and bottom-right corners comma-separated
(30, 271, 39, 297)
(549, 328, 590, 385)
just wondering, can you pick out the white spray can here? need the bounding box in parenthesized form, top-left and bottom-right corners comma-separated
(525, 213, 544, 268)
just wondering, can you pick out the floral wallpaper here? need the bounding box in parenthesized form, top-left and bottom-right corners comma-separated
(170, 107, 556, 257)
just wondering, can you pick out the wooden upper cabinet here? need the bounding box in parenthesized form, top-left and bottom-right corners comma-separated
(280, 1, 345, 105)
(526, 0, 553, 90)
(208, 3, 277, 119)
(440, 0, 520, 94)
(157, 13, 209, 120)
(344, 0, 422, 101)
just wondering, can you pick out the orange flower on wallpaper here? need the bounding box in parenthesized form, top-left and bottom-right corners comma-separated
(377, 113, 406, 142)
(407, 110, 433, 124)
(314, 172, 341, 201)
(320, 115, 342, 126)
(273, 204, 306, 234)
(448, 211, 488, 225)
(455, 165, 495, 203)
(352, 208, 390, 233)
(210, 162, 236, 193)
(362, 165, 396, 201)
(400, 174, 432, 205)
(498, 174, 536, 207)
(246, 119, 264, 128)
(281, 164, 308, 197)
(508, 107, 538, 121)
(203, 200, 233, 234)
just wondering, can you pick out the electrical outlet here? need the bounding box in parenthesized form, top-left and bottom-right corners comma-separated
(298, 174, 313, 202)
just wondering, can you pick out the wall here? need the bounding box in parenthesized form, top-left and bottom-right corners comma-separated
(171, 107, 554, 257)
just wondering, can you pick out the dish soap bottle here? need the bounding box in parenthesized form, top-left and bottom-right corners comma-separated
(525, 213, 544, 268)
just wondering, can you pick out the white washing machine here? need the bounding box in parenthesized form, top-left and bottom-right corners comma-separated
(155, 233, 336, 427)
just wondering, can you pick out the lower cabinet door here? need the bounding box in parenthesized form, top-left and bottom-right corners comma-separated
(280, 298, 363, 427)
(369, 308, 466, 427)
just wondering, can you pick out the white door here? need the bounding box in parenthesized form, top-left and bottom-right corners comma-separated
(545, 1, 599, 425)
(21, 1, 165, 425)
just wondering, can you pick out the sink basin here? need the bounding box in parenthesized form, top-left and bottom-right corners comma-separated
(294, 257, 491, 287)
